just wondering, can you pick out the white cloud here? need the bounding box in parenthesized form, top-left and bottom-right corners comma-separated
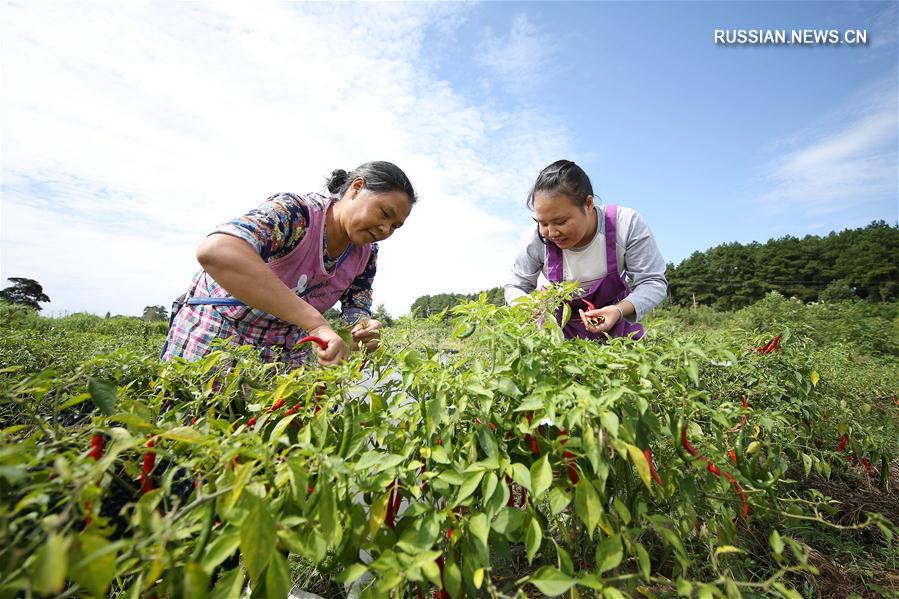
(755, 76, 897, 218)
(475, 13, 556, 94)
(1, 3, 571, 318)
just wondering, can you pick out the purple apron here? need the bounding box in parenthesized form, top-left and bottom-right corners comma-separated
(546, 205, 644, 341)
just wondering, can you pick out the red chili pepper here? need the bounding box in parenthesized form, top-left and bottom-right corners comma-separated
(139, 439, 156, 495)
(307, 485, 314, 495)
(284, 403, 302, 416)
(269, 399, 286, 411)
(563, 450, 579, 484)
(246, 417, 257, 428)
(88, 433, 105, 461)
(435, 556, 448, 599)
(644, 447, 663, 486)
(728, 450, 738, 464)
(740, 395, 748, 409)
(297, 335, 328, 350)
(861, 456, 872, 473)
(385, 478, 400, 530)
(836, 434, 847, 452)
(580, 299, 604, 328)
(721, 470, 749, 517)
(681, 427, 699, 456)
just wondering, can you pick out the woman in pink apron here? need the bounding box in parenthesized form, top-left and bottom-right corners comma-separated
(505, 160, 668, 340)
(162, 161, 415, 369)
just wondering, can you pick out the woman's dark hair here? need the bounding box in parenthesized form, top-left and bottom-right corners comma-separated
(326, 161, 417, 205)
(526, 159, 593, 210)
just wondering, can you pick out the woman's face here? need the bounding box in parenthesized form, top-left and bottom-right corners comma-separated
(343, 179, 412, 245)
(532, 191, 596, 249)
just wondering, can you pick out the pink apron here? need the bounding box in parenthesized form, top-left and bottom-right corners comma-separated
(546, 205, 644, 341)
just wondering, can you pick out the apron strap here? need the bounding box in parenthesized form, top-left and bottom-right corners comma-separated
(545, 239, 563, 283)
(604, 205, 619, 275)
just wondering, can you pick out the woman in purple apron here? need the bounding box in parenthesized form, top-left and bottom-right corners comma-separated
(161, 161, 415, 369)
(505, 160, 668, 340)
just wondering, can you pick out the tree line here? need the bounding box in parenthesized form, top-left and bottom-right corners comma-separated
(666, 220, 898, 309)
(408, 221, 899, 314)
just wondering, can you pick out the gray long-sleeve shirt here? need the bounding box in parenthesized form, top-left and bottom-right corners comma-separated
(504, 205, 668, 321)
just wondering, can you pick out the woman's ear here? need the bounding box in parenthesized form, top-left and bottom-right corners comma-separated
(585, 194, 595, 210)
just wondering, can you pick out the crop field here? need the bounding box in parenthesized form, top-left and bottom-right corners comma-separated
(1, 291, 898, 598)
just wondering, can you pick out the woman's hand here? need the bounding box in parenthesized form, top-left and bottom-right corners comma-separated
(351, 319, 382, 352)
(307, 325, 348, 366)
(579, 303, 630, 334)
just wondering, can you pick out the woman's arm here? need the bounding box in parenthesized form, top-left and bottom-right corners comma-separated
(504, 227, 545, 304)
(197, 235, 347, 365)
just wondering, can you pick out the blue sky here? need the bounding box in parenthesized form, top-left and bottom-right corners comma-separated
(1, 2, 896, 317)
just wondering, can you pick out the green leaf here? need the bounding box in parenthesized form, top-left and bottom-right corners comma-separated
(604, 589, 627, 599)
(596, 534, 623, 574)
(468, 513, 490, 548)
(560, 302, 572, 328)
(269, 414, 297, 442)
(772, 582, 804, 599)
(453, 470, 484, 506)
(530, 455, 552, 498)
(613, 497, 631, 525)
(715, 545, 744, 555)
(802, 453, 812, 477)
(514, 395, 544, 412)
(444, 556, 462, 598)
(600, 412, 619, 438)
(548, 487, 571, 515)
(529, 566, 575, 596)
(422, 559, 442, 589)
(69, 534, 116, 597)
(335, 563, 368, 584)
(625, 444, 652, 491)
(431, 444, 450, 464)
(209, 567, 245, 599)
(636, 543, 651, 581)
(265, 551, 291, 599)
(201, 529, 241, 574)
(686, 360, 700, 386)
(525, 516, 542, 563)
(183, 561, 211, 599)
(241, 503, 275, 583)
(676, 578, 693, 596)
(509, 462, 532, 492)
(497, 377, 522, 398)
(159, 426, 203, 443)
(32, 533, 69, 595)
(574, 479, 601, 538)
(492, 508, 526, 534)
(769, 530, 784, 555)
(88, 378, 117, 416)
(317, 481, 340, 545)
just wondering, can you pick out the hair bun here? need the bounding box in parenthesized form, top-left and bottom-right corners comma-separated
(327, 169, 348, 194)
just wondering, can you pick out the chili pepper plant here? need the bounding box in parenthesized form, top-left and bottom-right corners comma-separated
(0, 287, 897, 598)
